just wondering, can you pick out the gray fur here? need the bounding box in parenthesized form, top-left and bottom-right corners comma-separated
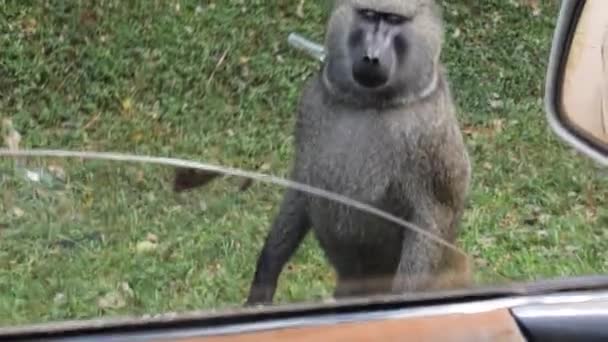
(246, 0, 471, 305)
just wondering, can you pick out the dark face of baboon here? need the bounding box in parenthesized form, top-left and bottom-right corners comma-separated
(324, 0, 444, 106)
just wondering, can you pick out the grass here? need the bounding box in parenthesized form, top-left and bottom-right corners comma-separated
(1, 0, 608, 327)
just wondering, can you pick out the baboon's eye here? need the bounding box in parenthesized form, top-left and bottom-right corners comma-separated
(357, 8, 380, 22)
(384, 13, 408, 25)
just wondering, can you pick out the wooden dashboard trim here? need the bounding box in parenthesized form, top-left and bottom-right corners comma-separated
(171, 309, 526, 342)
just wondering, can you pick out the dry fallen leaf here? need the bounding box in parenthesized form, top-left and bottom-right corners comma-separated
(130, 131, 144, 143)
(121, 97, 133, 115)
(120, 282, 135, 298)
(12, 207, 24, 218)
(21, 18, 37, 35)
(296, 0, 306, 18)
(259, 162, 271, 172)
(54, 293, 67, 306)
(47, 164, 66, 181)
(146, 233, 159, 243)
(521, 0, 541, 16)
(491, 119, 505, 133)
(97, 291, 126, 310)
(136, 240, 158, 253)
(2, 118, 21, 150)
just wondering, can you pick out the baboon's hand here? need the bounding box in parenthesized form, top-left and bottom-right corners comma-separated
(243, 292, 273, 307)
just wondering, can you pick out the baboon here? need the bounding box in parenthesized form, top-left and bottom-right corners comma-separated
(245, 0, 472, 305)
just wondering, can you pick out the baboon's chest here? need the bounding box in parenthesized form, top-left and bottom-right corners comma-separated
(313, 118, 389, 192)
(305, 111, 426, 204)
(301, 109, 436, 244)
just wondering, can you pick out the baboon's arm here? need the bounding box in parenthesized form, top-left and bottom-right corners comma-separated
(246, 188, 311, 305)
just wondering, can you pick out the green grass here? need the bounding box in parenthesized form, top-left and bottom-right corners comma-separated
(1, 0, 608, 327)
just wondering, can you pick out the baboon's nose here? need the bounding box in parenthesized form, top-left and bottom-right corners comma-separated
(352, 56, 389, 88)
(362, 55, 380, 65)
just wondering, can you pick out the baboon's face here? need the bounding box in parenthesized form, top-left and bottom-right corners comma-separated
(324, 1, 443, 103)
(348, 8, 409, 88)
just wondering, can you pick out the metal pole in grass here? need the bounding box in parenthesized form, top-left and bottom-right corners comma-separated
(287, 33, 326, 63)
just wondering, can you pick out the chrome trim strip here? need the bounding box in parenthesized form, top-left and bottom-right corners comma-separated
(513, 299, 608, 318)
